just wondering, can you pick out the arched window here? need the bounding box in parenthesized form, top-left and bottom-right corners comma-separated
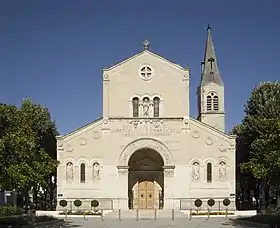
(206, 93, 219, 111)
(153, 97, 160, 117)
(132, 97, 139, 117)
(206, 96, 212, 111)
(207, 163, 212, 183)
(213, 95, 219, 111)
(80, 163, 85, 183)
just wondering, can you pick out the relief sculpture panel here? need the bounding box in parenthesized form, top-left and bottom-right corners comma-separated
(112, 120, 182, 137)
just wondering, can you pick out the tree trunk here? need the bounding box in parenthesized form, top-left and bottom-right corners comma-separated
(277, 190, 280, 207)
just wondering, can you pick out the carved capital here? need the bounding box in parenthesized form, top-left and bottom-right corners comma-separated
(164, 169, 174, 177)
(117, 166, 129, 176)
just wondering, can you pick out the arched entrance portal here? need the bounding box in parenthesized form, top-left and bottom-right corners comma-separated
(128, 148, 164, 209)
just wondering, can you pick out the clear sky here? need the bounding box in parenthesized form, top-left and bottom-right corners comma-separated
(0, 0, 279, 135)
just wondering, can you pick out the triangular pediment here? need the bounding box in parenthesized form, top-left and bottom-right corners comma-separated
(102, 50, 186, 73)
(189, 117, 236, 143)
(56, 117, 103, 142)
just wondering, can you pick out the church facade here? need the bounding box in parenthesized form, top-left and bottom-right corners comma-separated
(56, 27, 236, 211)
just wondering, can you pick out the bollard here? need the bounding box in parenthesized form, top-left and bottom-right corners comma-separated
(136, 208, 139, 221)
(83, 209, 86, 221)
(172, 209, 175, 221)
(119, 209, 122, 221)
(154, 209, 157, 221)
(189, 209, 192, 220)
(225, 207, 228, 220)
(101, 209, 104, 221)
(207, 208, 210, 220)
(65, 209, 68, 220)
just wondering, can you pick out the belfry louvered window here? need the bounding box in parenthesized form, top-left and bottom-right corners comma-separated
(206, 93, 219, 111)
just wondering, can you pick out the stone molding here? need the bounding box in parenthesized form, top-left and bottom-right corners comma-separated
(118, 138, 174, 166)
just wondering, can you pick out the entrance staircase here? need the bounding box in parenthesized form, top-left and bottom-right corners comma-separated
(105, 209, 188, 220)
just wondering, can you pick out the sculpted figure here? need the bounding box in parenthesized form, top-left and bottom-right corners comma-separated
(192, 162, 200, 181)
(143, 98, 150, 116)
(93, 162, 100, 182)
(66, 162, 74, 182)
(219, 161, 226, 181)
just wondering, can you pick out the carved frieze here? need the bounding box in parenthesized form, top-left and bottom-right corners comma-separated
(112, 120, 181, 137)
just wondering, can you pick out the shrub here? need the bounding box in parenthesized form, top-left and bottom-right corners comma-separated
(59, 200, 67, 207)
(223, 198, 231, 207)
(207, 198, 215, 207)
(194, 199, 202, 208)
(74, 199, 82, 208)
(0, 205, 23, 217)
(91, 200, 99, 208)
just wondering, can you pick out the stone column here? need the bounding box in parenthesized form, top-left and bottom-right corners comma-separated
(116, 166, 129, 210)
(163, 166, 176, 209)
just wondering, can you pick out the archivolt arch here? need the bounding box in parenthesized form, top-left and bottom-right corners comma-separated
(118, 138, 174, 166)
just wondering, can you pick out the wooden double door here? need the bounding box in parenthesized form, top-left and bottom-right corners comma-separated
(138, 180, 155, 209)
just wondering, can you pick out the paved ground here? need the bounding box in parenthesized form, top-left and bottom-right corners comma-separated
(41, 217, 259, 228)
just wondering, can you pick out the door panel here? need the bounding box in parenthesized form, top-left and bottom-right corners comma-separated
(146, 181, 154, 209)
(138, 181, 154, 209)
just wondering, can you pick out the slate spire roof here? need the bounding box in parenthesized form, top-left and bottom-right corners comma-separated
(200, 25, 223, 86)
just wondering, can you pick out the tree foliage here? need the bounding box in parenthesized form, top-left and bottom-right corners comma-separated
(234, 81, 280, 207)
(0, 98, 58, 208)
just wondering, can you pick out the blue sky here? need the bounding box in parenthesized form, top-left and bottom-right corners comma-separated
(0, 0, 279, 135)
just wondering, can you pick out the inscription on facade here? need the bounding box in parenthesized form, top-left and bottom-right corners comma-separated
(113, 121, 181, 137)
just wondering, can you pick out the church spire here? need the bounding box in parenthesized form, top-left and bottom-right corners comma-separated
(200, 25, 223, 86)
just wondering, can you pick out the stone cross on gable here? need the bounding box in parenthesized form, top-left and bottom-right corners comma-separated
(143, 40, 150, 50)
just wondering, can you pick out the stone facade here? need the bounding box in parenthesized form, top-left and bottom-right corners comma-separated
(56, 29, 236, 211)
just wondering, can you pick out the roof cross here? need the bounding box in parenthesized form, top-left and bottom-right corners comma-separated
(208, 57, 215, 74)
(142, 40, 150, 50)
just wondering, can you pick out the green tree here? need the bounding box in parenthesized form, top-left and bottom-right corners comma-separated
(234, 81, 280, 209)
(20, 98, 59, 209)
(0, 99, 58, 209)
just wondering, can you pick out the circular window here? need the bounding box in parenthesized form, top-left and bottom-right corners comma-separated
(138, 65, 154, 81)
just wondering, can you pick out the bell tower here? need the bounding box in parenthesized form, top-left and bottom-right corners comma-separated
(197, 25, 225, 132)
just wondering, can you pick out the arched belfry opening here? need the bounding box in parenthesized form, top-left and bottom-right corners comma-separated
(128, 148, 164, 209)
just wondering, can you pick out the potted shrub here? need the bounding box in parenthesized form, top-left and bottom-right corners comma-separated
(74, 200, 82, 211)
(91, 200, 99, 212)
(207, 198, 215, 217)
(223, 198, 231, 219)
(194, 199, 202, 214)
